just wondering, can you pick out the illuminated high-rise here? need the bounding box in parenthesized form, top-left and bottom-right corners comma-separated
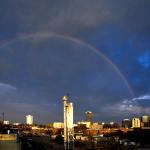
(26, 115, 33, 125)
(63, 95, 74, 150)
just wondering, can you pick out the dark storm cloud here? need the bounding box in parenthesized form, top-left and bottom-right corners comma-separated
(0, 0, 150, 123)
(1, 0, 144, 37)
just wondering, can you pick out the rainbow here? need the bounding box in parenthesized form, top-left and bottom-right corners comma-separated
(0, 32, 135, 97)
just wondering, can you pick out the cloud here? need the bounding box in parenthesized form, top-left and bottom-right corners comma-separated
(0, 83, 17, 90)
(102, 103, 150, 116)
(1, 0, 149, 37)
(138, 51, 150, 69)
(101, 94, 150, 118)
(0, 83, 17, 95)
(132, 95, 150, 101)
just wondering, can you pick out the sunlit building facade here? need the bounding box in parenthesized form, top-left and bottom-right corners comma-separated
(77, 121, 91, 128)
(26, 115, 33, 125)
(53, 122, 64, 128)
(132, 118, 140, 128)
(63, 95, 74, 149)
(90, 122, 103, 130)
(3, 120, 9, 125)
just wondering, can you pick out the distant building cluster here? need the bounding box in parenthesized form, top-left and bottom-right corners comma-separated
(1, 112, 150, 131)
(0, 114, 34, 126)
(122, 115, 150, 128)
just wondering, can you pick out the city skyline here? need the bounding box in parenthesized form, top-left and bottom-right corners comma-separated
(0, 0, 150, 123)
(1, 111, 150, 127)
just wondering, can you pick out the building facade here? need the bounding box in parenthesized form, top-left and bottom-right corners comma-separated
(122, 119, 131, 128)
(85, 111, 92, 122)
(26, 115, 33, 125)
(53, 122, 64, 128)
(63, 95, 74, 149)
(77, 121, 91, 128)
(132, 118, 140, 128)
(141, 116, 149, 127)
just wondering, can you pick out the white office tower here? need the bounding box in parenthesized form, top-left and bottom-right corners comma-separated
(3, 121, 9, 125)
(63, 95, 74, 150)
(132, 118, 140, 128)
(26, 115, 33, 125)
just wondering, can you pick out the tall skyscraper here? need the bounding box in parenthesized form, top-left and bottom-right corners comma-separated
(26, 115, 33, 125)
(85, 111, 92, 122)
(63, 95, 74, 150)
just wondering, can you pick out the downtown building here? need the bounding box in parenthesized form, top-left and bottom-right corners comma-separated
(63, 95, 74, 149)
(122, 119, 131, 128)
(141, 116, 149, 127)
(132, 118, 141, 128)
(85, 111, 92, 122)
(26, 115, 33, 125)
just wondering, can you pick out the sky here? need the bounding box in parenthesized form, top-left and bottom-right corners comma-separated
(0, 0, 150, 124)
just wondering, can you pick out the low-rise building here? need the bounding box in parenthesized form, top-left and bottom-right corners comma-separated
(90, 122, 103, 130)
(53, 122, 64, 128)
(77, 121, 91, 128)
